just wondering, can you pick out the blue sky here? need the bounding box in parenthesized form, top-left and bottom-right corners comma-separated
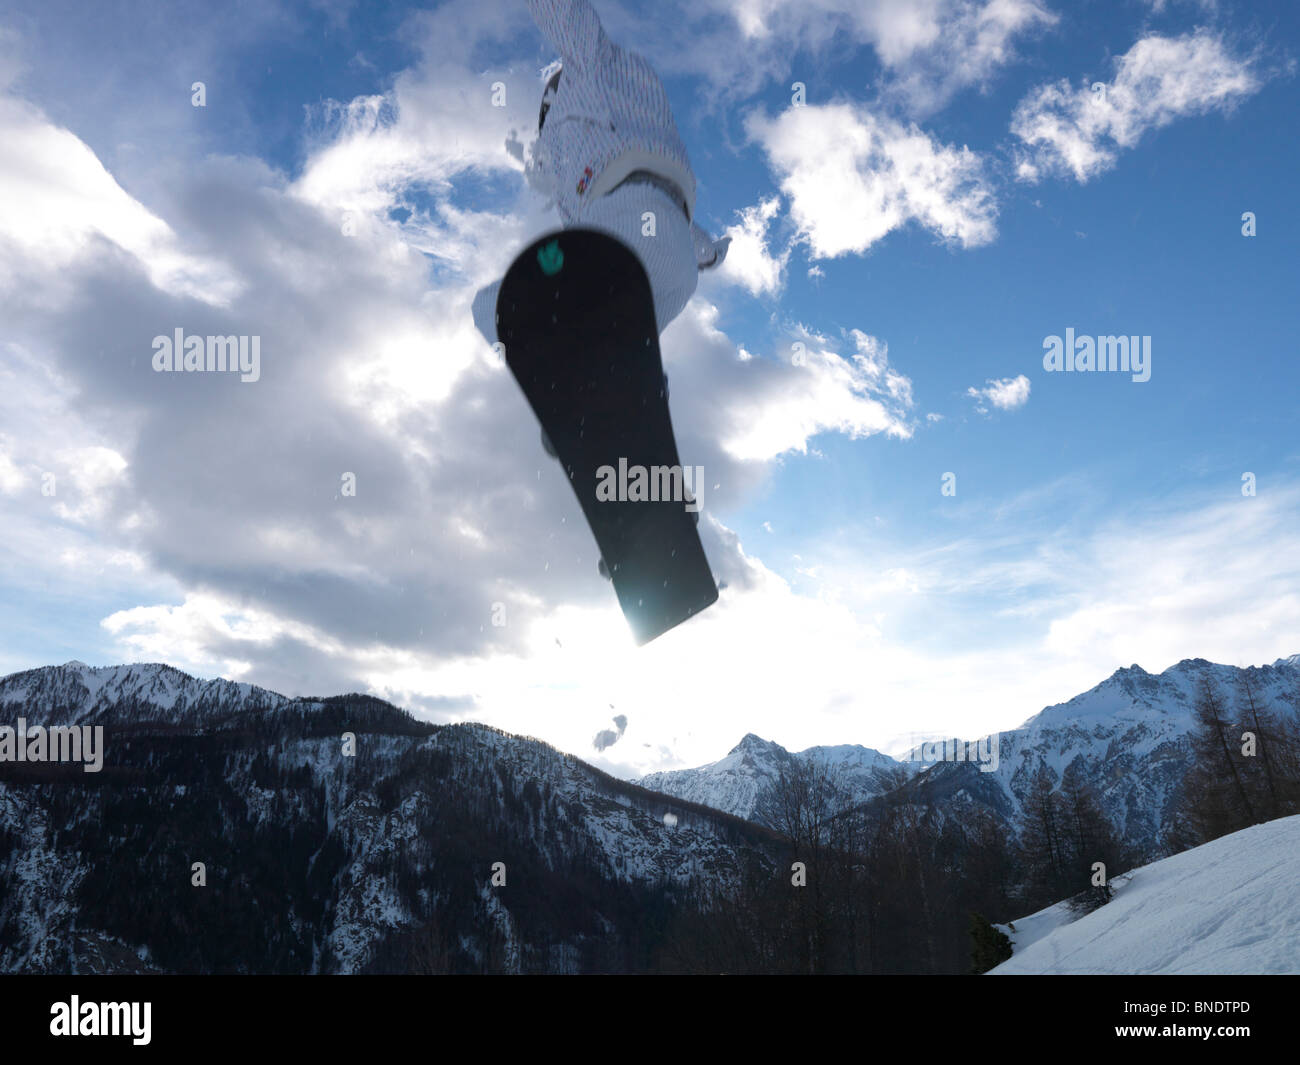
(0, 0, 1297, 774)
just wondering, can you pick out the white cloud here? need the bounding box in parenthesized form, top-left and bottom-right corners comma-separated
(1036, 489, 1300, 672)
(84, 471, 1300, 776)
(1012, 30, 1264, 184)
(1143, 0, 1218, 11)
(49, 447, 129, 526)
(696, 0, 1054, 114)
(745, 102, 997, 259)
(0, 1, 936, 774)
(716, 196, 788, 296)
(967, 374, 1031, 414)
(292, 83, 517, 218)
(0, 96, 242, 306)
(869, 0, 1058, 115)
(770, 479, 1300, 758)
(698, 321, 915, 462)
(7, 0, 1294, 783)
(0, 450, 22, 495)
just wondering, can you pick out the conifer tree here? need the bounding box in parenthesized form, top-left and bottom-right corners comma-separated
(969, 912, 1013, 974)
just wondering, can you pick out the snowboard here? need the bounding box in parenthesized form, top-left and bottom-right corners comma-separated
(495, 228, 718, 645)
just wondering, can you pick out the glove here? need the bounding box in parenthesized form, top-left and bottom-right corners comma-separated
(693, 222, 731, 271)
(704, 234, 732, 270)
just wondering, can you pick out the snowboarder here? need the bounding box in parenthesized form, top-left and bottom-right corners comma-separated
(472, 0, 731, 350)
(477, 1, 726, 643)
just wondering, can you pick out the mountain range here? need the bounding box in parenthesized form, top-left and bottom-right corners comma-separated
(0, 660, 777, 973)
(636, 655, 1300, 858)
(2, 653, 1297, 972)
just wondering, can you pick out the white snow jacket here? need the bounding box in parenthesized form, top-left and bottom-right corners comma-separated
(472, 0, 729, 348)
(525, 0, 729, 268)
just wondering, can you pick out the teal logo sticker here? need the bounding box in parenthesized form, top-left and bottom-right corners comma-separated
(537, 240, 564, 276)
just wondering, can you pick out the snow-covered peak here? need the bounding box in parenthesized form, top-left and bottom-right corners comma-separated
(729, 732, 779, 756)
(803, 742, 898, 771)
(0, 661, 289, 724)
(1019, 654, 1297, 732)
(640, 654, 1300, 847)
(637, 734, 905, 824)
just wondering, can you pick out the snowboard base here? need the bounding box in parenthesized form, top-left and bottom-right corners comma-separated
(496, 229, 717, 645)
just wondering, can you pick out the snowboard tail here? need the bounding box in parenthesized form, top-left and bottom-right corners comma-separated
(496, 228, 717, 645)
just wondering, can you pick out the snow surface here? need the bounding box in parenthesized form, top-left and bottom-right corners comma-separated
(995, 898, 1083, 957)
(991, 816, 1300, 974)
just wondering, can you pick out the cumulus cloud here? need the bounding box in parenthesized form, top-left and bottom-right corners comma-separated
(0, 0, 936, 752)
(0, 436, 24, 495)
(678, 319, 916, 463)
(716, 196, 788, 296)
(764, 478, 1300, 764)
(26, 0, 1279, 781)
(967, 374, 1031, 414)
(1012, 30, 1264, 184)
(48, 447, 130, 525)
(632, 0, 1054, 116)
(744, 102, 997, 259)
(862, 0, 1058, 115)
(0, 95, 242, 306)
(0, 4, 604, 690)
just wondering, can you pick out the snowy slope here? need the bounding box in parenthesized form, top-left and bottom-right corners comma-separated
(310, 723, 769, 972)
(990, 816, 1300, 975)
